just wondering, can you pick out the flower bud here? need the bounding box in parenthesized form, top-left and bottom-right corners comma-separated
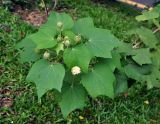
(75, 35, 81, 43)
(64, 36, 69, 41)
(43, 51, 50, 59)
(57, 21, 63, 28)
(57, 35, 62, 42)
(71, 66, 81, 75)
(63, 40, 70, 47)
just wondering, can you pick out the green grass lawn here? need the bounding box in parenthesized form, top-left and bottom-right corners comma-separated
(0, 0, 160, 123)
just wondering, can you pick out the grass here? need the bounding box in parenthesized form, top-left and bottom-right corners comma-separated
(0, 1, 160, 123)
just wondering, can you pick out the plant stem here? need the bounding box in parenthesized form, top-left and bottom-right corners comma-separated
(153, 28, 159, 34)
(41, 0, 48, 16)
(71, 76, 75, 88)
(153, 19, 160, 32)
(53, 0, 58, 9)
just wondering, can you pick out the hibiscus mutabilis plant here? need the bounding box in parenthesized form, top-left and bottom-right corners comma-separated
(16, 12, 121, 117)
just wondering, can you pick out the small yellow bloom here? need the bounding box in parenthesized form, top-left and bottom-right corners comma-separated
(79, 115, 84, 120)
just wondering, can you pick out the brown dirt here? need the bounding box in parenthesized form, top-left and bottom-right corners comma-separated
(14, 7, 78, 27)
(15, 8, 48, 26)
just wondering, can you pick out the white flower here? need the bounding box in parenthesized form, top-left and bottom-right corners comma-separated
(63, 40, 70, 47)
(57, 21, 63, 28)
(75, 35, 81, 43)
(71, 66, 81, 75)
(43, 51, 50, 59)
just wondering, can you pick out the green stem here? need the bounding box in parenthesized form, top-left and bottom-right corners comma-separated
(71, 76, 75, 88)
(153, 19, 160, 33)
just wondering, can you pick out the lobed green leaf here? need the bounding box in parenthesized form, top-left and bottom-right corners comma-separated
(27, 59, 65, 99)
(60, 84, 87, 118)
(86, 28, 120, 58)
(16, 38, 40, 62)
(81, 61, 115, 98)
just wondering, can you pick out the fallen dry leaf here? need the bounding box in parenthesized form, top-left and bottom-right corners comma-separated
(150, 119, 157, 124)
(1, 88, 12, 96)
(0, 98, 13, 108)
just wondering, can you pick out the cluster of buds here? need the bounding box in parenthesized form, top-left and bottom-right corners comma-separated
(56, 35, 70, 47)
(42, 22, 83, 76)
(71, 66, 81, 75)
(56, 21, 82, 47)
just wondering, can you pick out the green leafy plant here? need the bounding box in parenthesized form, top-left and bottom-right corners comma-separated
(124, 4, 160, 89)
(16, 12, 122, 117)
(16, 9, 160, 117)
